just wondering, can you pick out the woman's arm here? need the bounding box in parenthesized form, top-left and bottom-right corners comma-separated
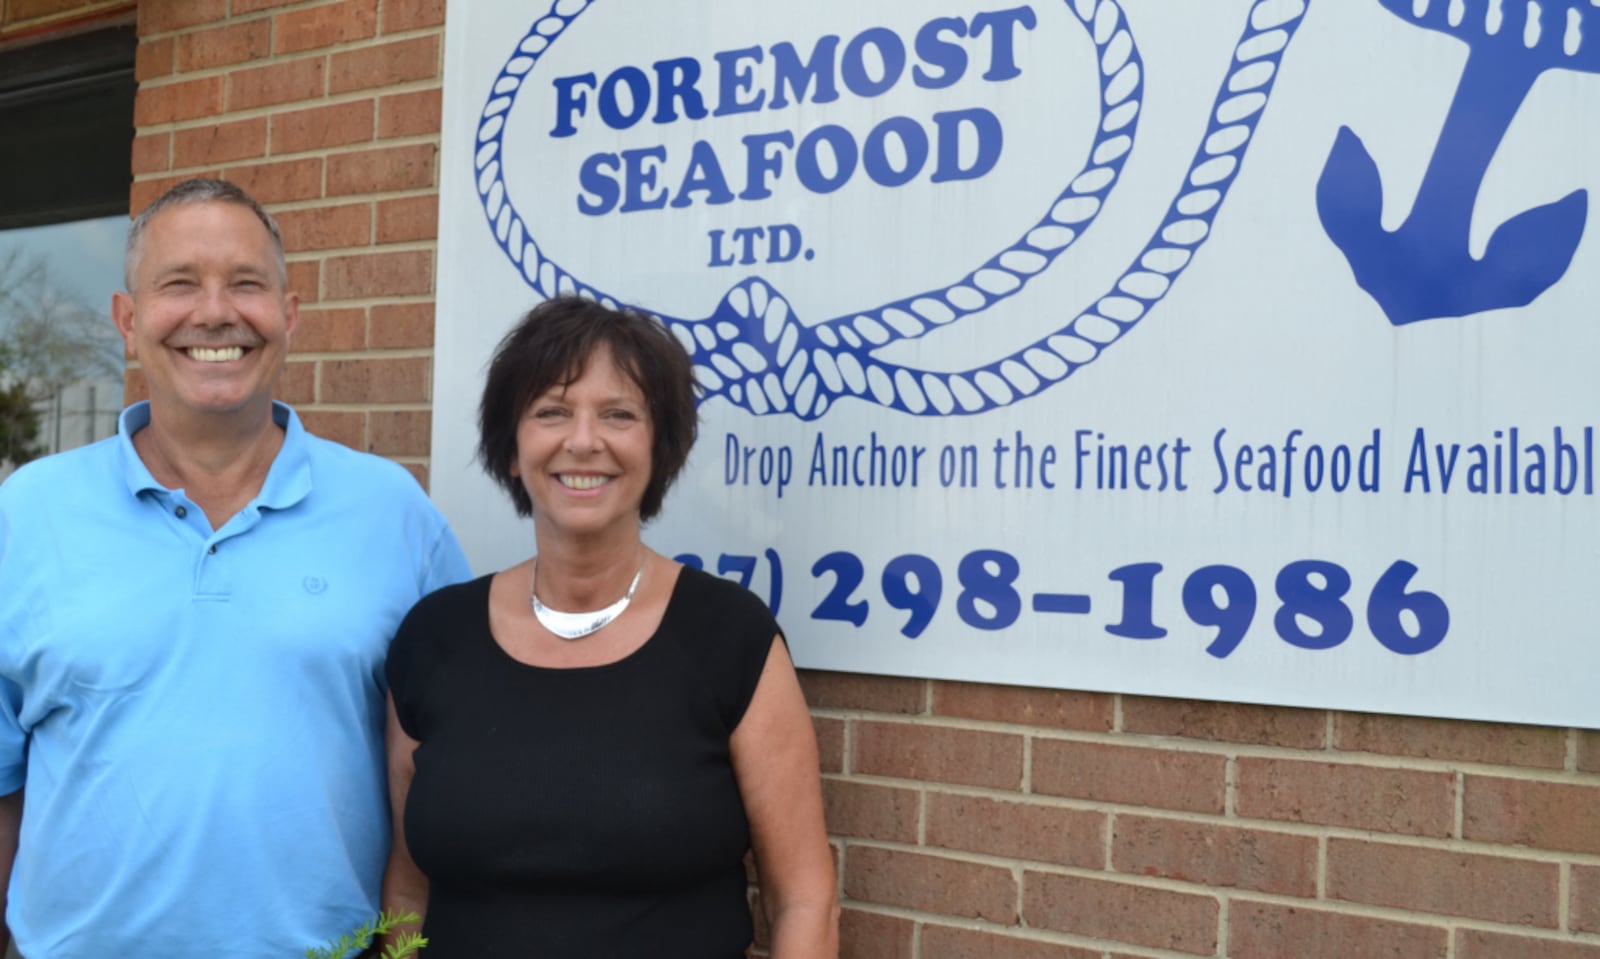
(378, 693, 428, 943)
(731, 639, 840, 959)
(0, 788, 19, 953)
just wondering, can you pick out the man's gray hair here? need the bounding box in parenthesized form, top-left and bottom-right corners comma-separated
(123, 178, 287, 290)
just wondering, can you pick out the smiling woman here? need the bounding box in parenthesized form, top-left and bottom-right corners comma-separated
(380, 296, 839, 959)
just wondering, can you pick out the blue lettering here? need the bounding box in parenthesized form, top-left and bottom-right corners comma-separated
(971, 6, 1038, 81)
(550, 72, 596, 137)
(576, 152, 622, 214)
(770, 37, 841, 107)
(652, 57, 707, 124)
(618, 146, 669, 212)
(713, 46, 766, 116)
(707, 228, 734, 267)
(862, 116, 929, 187)
(930, 108, 1002, 182)
(556, 11, 1035, 138)
(729, 226, 764, 265)
(795, 125, 858, 194)
(768, 223, 803, 263)
(740, 131, 794, 200)
(599, 66, 651, 130)
(670, 140, 736, 208)
(840, 26, 905, 98)
(913, 17, 969, 89)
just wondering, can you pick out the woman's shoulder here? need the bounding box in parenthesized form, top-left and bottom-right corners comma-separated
(392, 574, 495, 656)
(669, 564, 780, 633)
(411, 572, 495, 618)
(661, 565, 782, 730)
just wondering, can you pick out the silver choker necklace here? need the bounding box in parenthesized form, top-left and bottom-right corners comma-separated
(530, 561, 643, 640)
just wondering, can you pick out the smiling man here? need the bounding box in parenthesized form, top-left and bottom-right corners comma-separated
(0, 179, 472, 958)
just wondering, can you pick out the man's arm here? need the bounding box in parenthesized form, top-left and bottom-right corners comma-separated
(0, 788, 22, 952)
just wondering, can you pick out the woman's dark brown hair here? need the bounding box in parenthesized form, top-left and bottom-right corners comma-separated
(478, 295, 699, 522)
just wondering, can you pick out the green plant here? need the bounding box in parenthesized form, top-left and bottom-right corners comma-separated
(0, 375, 42, 469)
(304, 909, 428, 959)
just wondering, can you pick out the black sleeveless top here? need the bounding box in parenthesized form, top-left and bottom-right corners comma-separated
(386, 567, 778, 959)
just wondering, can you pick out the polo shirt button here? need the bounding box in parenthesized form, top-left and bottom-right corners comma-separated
(175, 506, 187, 518)
(208, 545, 217, 555)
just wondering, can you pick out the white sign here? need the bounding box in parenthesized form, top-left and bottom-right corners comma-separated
(433, 0, 1600, 728)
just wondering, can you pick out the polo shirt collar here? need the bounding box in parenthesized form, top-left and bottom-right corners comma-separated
(116, 400, 314, 510)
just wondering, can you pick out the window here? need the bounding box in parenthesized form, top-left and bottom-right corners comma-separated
(0, 216, 126, 463)
(0, 24, 134, 474)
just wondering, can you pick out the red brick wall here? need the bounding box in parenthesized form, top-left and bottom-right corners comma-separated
(109, 3, 1600, 957)
(801, 673, 1600, 958)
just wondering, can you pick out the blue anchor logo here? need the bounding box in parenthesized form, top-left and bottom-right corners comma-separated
(1317, 0, 1592, 325)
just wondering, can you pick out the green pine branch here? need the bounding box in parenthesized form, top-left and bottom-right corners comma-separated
(304, 909, 428, 959)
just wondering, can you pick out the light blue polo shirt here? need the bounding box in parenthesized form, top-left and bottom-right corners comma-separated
(0, 401, 472, 959)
